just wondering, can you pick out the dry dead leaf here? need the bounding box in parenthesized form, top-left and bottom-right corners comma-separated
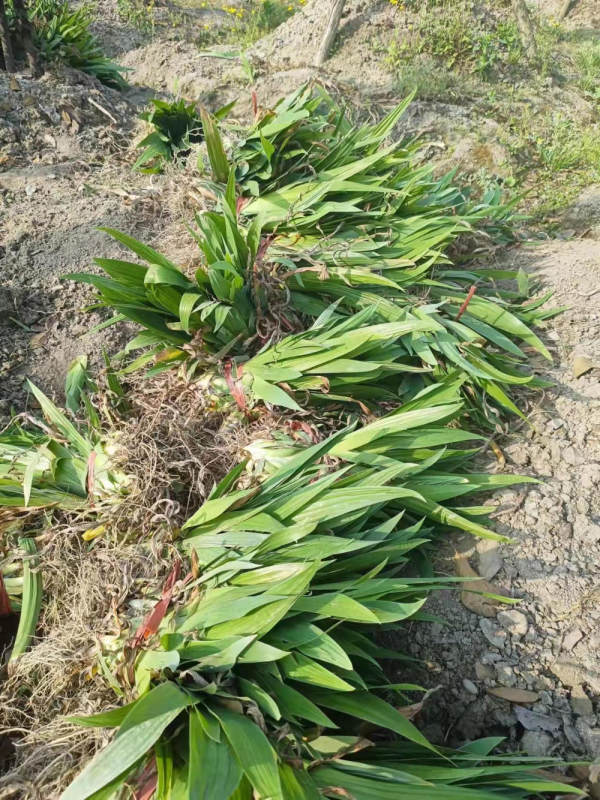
(9, 76, 20, 91)
(455, 554, 503, 617)
(487, 687, 539, 704)
(573, 355, 594, 378)
(489, 440, 505, 467)
(30, 332, 46, 349)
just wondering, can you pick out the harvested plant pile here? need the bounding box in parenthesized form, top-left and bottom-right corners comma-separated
(0, 84, 581, 799)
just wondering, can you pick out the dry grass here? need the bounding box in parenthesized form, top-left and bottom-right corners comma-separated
(0, 369, 289, 797)
(0, 524, 161, 799)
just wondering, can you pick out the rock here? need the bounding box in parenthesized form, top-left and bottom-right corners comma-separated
(514, 705, 561, 733)
(576, 721, 600, 758)
(571, 685, 594, 717)
(479, 618, 508, 649)
(573, 355, 595, 378)
(562, 185, 600, 237)
(476, 539, 503, 579)
(497, 609, 528, 637)
(487, 687, 539, 704)
(475, 662, 495, 680)
(552, 657, 588, 688)
(562, 628, 583, 651)
(504, 443, 530, 466)
(573, 515, 600, 544)
(463, 679, 478, 695)
(562, 446, 581, 466)
(496, 663, 517, 687)
(521, 730, 554, 757)
(563, 714, 586, 751)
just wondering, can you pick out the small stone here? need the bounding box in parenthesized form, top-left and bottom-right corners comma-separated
(475, 662, 495, 680)
(497, 609, 528, 637)
(463, 679, 478, 695)
(552, 657, 587, 688)
(521, 730, 554, 757)
(563, 629, 584, 652)
(576, 721, 600, 758)
(495, 663, 517, 687)
(556, 521, 573, 538)
(504, 443, 530, 466)
(479, 618, 508, 649)
(563, 446, 580, 465)
(573, 516, 600, 544)
(476, 539, 503, 579)
(571, 685, 594, 717)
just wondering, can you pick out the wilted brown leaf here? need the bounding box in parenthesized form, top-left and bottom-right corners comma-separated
(487, 687, 539, 704)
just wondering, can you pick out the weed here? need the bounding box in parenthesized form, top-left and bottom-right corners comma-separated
(386, 54, 469, 101)
(574, 41, 600, 100)
(134, 99, 204, 173)
(195, 0, 304, 50)
(116, 0, 155, 34)
(534, 16, 564, 78)
(536, 115, 600, 172)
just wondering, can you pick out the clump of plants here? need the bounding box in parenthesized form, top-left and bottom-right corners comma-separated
(0, 83, 582, 800)
(5, 0, 127, 86)
(76, 88, 558, 428)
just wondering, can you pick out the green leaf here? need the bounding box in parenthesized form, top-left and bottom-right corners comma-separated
(281, 653, 355, 692)
(10, 538, 42, 661)
(65, 355, 91, 414)
(250, 376, 302, 411)
(61, 683, 195, 800)
(217, 709, 283, 800)
(188, 710, 242, 800)
(201, 107, 230, 183)
(305, 690, 436, 752)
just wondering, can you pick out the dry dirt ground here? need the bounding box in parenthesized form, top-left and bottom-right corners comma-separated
(1, 0, 600, 777)
(393, 239, 600, 762)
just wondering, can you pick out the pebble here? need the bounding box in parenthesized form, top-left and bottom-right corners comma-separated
(571, 685, 594, 717)
(497, 609, 529, 637)
(462, 679, 478, 695)
(495, 663, 517, 687)
(521, 730, 554, 757)
(479, 619, 508, 649)
(476, 539, 503, 579)
(475, 662, 495, 680)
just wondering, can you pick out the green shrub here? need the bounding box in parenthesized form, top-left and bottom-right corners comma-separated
(134, 99, 204, 173)
(68, 88, 559, 429)
(6, 0, 127, 87)
(60, 398, 575, 800)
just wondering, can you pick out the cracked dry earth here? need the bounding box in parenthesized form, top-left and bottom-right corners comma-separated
(394, 239, 600, 770)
